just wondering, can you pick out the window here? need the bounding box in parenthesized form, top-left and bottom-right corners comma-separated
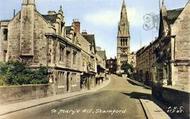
(48, 49, 51, 63)
(73, 51, 77, 65)
(121, 38, 126, 46)
(3, 29, 8, 41)
(3, 50, 7, 61)
(59, 45, 65, 62)
(71, 73, 76, 84)
(66, 51, 71, 67)
(125, 39, 128, 46)
(120, 39, 123, 46)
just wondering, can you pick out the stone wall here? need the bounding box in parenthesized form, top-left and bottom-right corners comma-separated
(20, 3, 35, 56)
(171, 2, 190, 87)
(0, 21, 9, 62)
(172, 3, 190, 60)
(32, 12, 51, 66)
(7, 13, 21, 60)
(7, 4, 52, 66)
(0, 84, 53, 104)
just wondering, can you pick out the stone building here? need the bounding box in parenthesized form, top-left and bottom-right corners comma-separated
(106, 58, 117, 74)
(136, 39, 158, 85)
(0, 0, 98, 93)
(96, 47, 107, 84)
(153, 2, 190, 90)
(116, 0, 130, 74)
(136, 1, 190, 90)
(71, 24, 97, 90)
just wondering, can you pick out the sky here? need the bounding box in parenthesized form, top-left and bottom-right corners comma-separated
(0, 0, 189, 58)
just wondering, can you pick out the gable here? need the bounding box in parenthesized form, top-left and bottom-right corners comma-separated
(167, 8, 184, 24)
(172, 2, 190, 60)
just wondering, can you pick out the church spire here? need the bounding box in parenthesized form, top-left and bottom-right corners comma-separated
(59, 5, 63, 14)
(122, 0, 126, 8)
(118, 0, 129, 37)
(121, 0, 127, 16)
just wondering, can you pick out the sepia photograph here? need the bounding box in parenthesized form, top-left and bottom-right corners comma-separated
(0, 0, 189, 119)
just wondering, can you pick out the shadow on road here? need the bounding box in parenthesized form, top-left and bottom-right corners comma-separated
(127, 79, 151, 90)
(121, 92, 152, 100)
(152, 98, 189, 119)
(127, 80, 142, 86)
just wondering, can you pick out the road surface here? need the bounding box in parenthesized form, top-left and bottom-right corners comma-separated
(4, 75, 151, 119)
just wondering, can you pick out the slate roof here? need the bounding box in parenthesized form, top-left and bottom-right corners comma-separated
(97, 50, 106, 59)
(82, 34, 95, 45)
(65, 26, 72, 34)
(42, 14, 57, 23)
(82, 34, 96, 52)
(167, 8, 184, 24)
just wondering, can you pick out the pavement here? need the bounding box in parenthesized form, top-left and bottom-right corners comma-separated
(0, 75, 171, 119)
(0, 78, 111, 118)
(127, 78, 170, 119)
(140, 99, 170, 119)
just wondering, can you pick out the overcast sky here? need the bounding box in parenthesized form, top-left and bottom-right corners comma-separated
(0, 0, 189, 58)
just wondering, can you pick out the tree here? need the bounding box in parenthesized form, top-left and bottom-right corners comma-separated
(121, 62, 134, 78)
(0, 61, 48, 86)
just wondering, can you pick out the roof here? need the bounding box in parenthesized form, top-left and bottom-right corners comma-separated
(82, 34, 95, 45)
(0, 20, 10, 22)
(167, 8, 184, 24)
(65, 26, 72, 34)
(83, 34, 96, 52)
(42, 14, 57, 23)
(97, 50, 106, 59)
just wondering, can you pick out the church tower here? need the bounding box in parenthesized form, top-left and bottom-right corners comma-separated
(117, 0, 130, 73)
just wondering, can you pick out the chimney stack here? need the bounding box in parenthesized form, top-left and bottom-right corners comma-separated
(73, 19, 80, 33)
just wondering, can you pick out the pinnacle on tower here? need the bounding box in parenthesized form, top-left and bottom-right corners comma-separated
(162, 0, 165, 6)
(121, 0, 127, 14)
(59, 5, 63, 13)
(159, 0, 165, 8)
(122, 0, 126, 7)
